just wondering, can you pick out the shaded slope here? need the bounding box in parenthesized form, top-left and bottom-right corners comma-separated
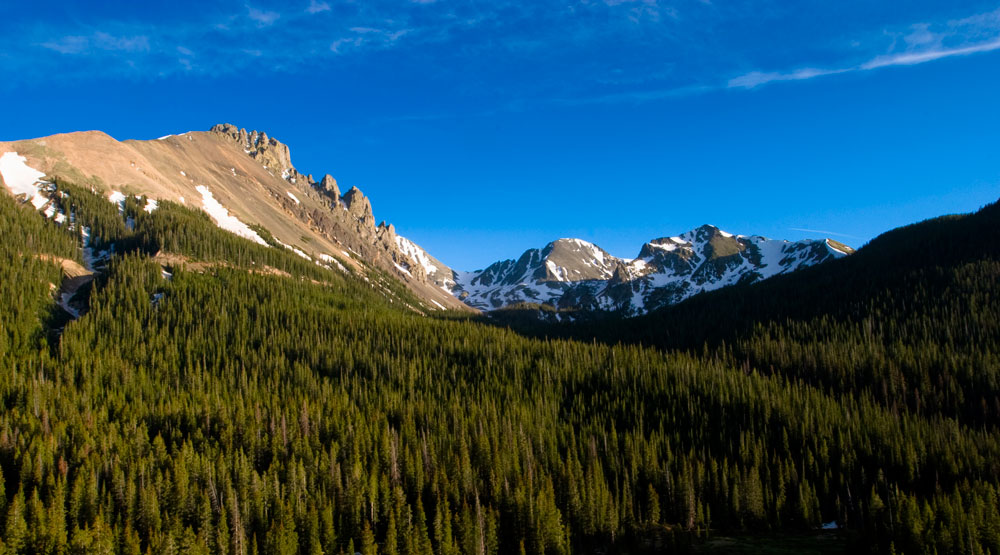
(569, 198, 1000, 429)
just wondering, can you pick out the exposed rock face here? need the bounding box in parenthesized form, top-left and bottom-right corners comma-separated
(451, 226, 854, 314)
(460, 238, 616, 291)
(204, 124, 466, 308)
(538, 239, 618, 281)
(393, 235, 455, 289)
(342, 186, 374, 228)
(319, 174, 339, 204)
(210, 124, 295, 180)
(209, 124, 475, 304)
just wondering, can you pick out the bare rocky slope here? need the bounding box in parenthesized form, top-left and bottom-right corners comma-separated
(0, 124, 469, 312)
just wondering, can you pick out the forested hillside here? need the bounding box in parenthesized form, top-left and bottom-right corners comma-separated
(1, 184, 999, 554)
(576, 200, 1000, 432)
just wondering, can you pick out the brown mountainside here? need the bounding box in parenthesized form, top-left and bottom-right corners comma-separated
(0, 125, 469, 312)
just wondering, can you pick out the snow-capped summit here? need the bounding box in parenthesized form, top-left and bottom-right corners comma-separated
(450, 225, 853, 315)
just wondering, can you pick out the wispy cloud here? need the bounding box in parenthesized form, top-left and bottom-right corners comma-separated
(40, 36, 89, 55)
(42, 32, 149, 55)
(4, 0, 697, 79)
(306, 0, 330, 14)
(730, 36, 1000, 89)
(727, 67, 849, 89)
(860, 38, 1000, 69)
(247, 6, 280, 27)
(729, 7, 1000, 89)
(6, 2, 1000, 108)
(572, 15, 1000, 103)
(601, 0, 676, 24)
(331, 27, 411, 54)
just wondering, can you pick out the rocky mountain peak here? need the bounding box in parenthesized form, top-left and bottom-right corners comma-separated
(637, 236, 688, 259)
(538, 238, 617, 282)
(319, 174, 340, 203)
(205, 126, 430, 288)
(377, 220, 396, 240)
(694, 223, 721, 236)
(342, 186, 374, 228)
(210, 123, 294, 179)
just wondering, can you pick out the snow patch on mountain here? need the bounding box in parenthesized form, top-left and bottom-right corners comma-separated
(276, 239, 311, 260)
(393, 235, 461, 296)
(195, 185, 267, 246)
(395, 235, 439, 275)
(109, 191, 126, 213)
(318, 253, 347, 272)
(0, 152, 50, 209)
(394, 262, 412, 277)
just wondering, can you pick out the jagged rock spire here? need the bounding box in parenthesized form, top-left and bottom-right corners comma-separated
(210, 123, 293, 178)
(319, 174, 340, 204)
(342, 186, 374, 228)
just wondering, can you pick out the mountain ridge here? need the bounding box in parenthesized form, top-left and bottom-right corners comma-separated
(0, 123, 472, 312)
(438, 224, 852, 314)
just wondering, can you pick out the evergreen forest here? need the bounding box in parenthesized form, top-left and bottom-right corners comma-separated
(1, 181, 999, 554)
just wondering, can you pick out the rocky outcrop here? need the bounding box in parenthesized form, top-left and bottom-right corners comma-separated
(207, 123, 459, 306)
(319, 174, 340, 204)
(342, 186, 374, 228)
(608, 261, 631, 286)
(210, 124, 297, 179)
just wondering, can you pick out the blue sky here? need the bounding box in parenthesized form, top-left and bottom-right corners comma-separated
(2, 1, 999, 270)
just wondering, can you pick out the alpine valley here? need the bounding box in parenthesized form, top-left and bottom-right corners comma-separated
(2, 124, 1000, 555)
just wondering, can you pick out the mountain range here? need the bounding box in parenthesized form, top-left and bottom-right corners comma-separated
(447, 228, 851, 314)
(0, 124, 851, 316)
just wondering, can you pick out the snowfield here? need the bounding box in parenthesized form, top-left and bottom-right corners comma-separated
(195, 185, 268, 246)
(0, 152, 49, 209)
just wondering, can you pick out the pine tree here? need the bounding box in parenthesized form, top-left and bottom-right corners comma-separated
(647, 484, 661, 526)
(4, 489, 29, 554)
(360, 520, 378, 555)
